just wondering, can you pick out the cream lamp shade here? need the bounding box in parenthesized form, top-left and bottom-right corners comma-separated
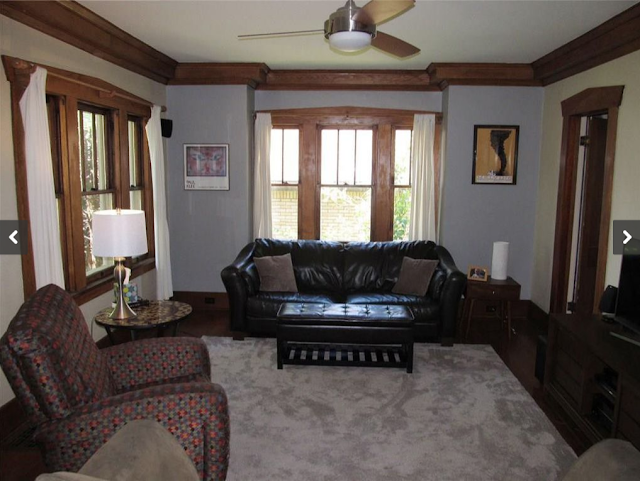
(93, 209, 148, 257)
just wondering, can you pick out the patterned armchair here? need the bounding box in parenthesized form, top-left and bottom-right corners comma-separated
(0, 284, 229, 481)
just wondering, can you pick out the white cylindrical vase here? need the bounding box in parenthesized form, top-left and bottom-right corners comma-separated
(491, 241, 509, 280)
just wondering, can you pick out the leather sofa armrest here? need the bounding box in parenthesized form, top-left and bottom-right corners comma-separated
(221, 242, 257, 332)
(435, 246, 467, 345)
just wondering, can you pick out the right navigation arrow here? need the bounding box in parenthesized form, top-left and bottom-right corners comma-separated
(623, 230, 632, 245)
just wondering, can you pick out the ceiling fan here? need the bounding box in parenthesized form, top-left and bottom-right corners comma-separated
(239, 0, 420, 58)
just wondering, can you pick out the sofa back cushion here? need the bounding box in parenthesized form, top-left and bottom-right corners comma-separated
(254, 239, 344, 293)
(342, 241, 439, 293)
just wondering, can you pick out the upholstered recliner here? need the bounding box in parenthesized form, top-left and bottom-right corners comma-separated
(0, 284, 229, 481)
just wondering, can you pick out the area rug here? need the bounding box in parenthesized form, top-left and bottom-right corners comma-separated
(203, 337, 576, 481)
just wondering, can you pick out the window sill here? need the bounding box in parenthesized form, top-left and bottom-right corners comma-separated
(72, 258, 156, 306)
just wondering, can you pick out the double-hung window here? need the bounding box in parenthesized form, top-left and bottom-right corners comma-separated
(7, 57, 156, 302)
(393, 129, 413, 241)
(270, 128, 300, 240)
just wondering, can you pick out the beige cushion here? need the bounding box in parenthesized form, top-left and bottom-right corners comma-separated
(392, 257, 438, 296)
(37, 420, 199, 481)
(254, 253, 298, 292)
(561, 439, 640, 481)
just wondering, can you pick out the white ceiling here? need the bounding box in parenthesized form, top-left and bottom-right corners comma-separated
(80, 0, 636, 69)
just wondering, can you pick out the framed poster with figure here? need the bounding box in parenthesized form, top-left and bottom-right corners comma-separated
(472, 125, 519, 185)
(184, 144, 229, 190)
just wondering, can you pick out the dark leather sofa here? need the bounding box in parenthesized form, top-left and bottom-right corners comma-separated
(221, 239, 466, 345)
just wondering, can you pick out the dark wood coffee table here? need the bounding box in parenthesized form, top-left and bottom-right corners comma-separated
(276, 303, 415, 373)
(94, 300, 192, 344)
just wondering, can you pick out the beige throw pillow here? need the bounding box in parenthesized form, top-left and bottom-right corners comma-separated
(392, 257, 439, 296)
(254, 253, 298, 292)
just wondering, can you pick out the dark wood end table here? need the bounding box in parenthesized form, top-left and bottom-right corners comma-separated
(462, 276, 521, 340)
(94, 300, 192, 344)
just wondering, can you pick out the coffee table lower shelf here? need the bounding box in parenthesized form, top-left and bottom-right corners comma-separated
(278, 342, 413, 372)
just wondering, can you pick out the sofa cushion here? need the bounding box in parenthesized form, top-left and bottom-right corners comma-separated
(254, 254, 298, 292)
(342, 241, 439, 292)
(392, 258, 438, 296)
(247, 292, 342, 319)
(254, 239, 344, 293)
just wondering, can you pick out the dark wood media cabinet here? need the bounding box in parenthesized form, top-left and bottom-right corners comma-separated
(544, 313, 640, 450)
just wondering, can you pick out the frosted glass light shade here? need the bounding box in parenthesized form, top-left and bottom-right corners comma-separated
(92, 209, 148, 257)
(329, 31, 372, 52)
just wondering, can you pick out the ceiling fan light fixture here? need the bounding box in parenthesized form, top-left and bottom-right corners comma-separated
(329, 31, 372, 52)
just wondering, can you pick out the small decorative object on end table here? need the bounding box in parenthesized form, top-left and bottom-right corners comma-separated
(94, 300, 192, 344)
(462, 276, 521, 340)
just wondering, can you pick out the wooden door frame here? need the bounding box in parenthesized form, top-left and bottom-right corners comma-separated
(549, 86, 624, 314)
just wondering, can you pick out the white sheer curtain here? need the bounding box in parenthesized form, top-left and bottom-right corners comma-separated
(19, 67, 65, 289)
(146, 106, 173, 300)
(408, 114, 438, 242)
(253, 113, 272, 238)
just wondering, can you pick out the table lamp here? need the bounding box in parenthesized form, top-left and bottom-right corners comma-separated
(92, 209, 148, 320)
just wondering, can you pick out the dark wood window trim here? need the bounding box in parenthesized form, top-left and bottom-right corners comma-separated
(3, 55, 156, 304)
(265, 107, 442, 241)
(549, 86, 624, 314)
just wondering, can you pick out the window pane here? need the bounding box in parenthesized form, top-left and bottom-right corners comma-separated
(355, 130, 373, 185)
(130, 190, 143, 210)
(282, 129, 299, 184)
(395, 130, 412, 186)
(270, 128, 283, 184)
(320, 187, 371, 242)
(271, 186, 298, 240)
(128, 120, 139, 187)
(78, 109, 109, 192)
(82, 193, 114, 276)
(393, 187, 412, 241)
(338, 130, 356, 185)
(321, 129, 338, 184)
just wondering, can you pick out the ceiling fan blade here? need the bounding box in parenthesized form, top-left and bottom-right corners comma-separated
(371, 31, 420, 58)
(353, 0, 415, 26)
(238, 29, 324, 39)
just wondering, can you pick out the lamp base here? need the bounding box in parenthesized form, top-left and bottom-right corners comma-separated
(109, 258, 137, 320)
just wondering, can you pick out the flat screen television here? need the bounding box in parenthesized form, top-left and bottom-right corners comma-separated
(611, 247, 640, 346)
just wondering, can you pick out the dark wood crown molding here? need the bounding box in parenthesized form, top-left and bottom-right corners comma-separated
(0, 0, 177, 84)
(260, 69, 436, 91)
(426, 63, 540, 89)
(1, 1, 638, 89)
(169, 63, 270, 88)
(533, 4, 640, 86)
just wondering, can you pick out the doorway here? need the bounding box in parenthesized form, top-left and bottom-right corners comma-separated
(549, 86, 624, 315)
(567, 115, 608, 314)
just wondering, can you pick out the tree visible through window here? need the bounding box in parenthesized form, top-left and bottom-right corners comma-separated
(393, 129, 413, 241)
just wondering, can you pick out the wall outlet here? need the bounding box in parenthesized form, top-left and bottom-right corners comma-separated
(204, 297, 216, 304)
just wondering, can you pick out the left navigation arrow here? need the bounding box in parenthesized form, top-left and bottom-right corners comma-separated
(9, 230, 18, 245)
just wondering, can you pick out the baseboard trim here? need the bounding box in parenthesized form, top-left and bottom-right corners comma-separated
(172, 291, 229, 312)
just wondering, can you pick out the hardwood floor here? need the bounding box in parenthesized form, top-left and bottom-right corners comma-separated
(0, 308, 587, 480)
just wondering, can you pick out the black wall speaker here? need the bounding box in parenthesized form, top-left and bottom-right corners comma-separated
(599, 285, 618, 315)
(161, 119, 173, 138)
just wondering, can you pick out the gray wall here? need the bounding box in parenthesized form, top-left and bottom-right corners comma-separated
(440, 86, 544, 298)
(166, 85, 254, 292)
(255, 90, 442, 111)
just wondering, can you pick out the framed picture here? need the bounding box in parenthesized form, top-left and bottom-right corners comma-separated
(472, 125, 519, 185)
(184, 144, 229, 190)
(467, 265, 489, 282)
